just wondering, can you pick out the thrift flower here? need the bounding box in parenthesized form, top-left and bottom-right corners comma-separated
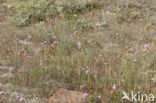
(20, 97, 25, 102)
(133, 59, 137, 63)
(27, 56, 31, 60)
(52, 35, 57, 40)
(83, 93, 88, 98)
(86, 70, 89, 74)
(9, 67, 14, 72)
(99, 54, 103, 58)
(144, 44, 148, 49)
(151, 78, 155, 83)
(112, 84, 116, 91)
(53, 41, 59, 45)
(0, 66, 4, 70)
(0, 91, 5, 95)
(78, 41, 82, 49)
(28, 35, 32, 39)
(97, 95, 101, 99)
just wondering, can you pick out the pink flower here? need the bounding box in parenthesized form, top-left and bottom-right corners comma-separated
(28, 35, 32, 39)
(20, 97, 25, 102)
(116, 33, 119, 36)
(52, 35, 57, 40)
(93, 42, 96, 45)
(85, 70, 89, 74)
(53, 41, 59, 45)
(78, 41, 82, 49)
(96, 23, 101, 27)
(83, 93, 88, 98)
(99, 54, 103, 58)
(97, 95, 101, 99)
(81, 67, 85, 71)
(27, 56, 31, 60)
(0, 66, 4, 70)
(139, 19, 144, 22)
(144, 44, 148, 49)
(9, 67, 14, 72)
(133, 59, 137, 63)
(16, 96, 20, 99)
(112, 84, 116, 91)
(117, 55, 120, 58)
(0, 91, 5, 95)
(74, 31, 77, 35)
(151, 78, 155, 83)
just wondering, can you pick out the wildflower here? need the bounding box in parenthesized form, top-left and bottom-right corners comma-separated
(99, 54, 103, 58)
(93, 42, 96, 45)
(116, 33, 119, 36)
(0, 66, 4, 70)
(96, 23, 101, 27)
(112, 84, 116, 91)
(151, 78, 155, 83)
(97, 95, 101, 99)
(139, 19, 144, 22)
(27, 56, 31, 60)
(80, 84, 85, 89)
(83, 93, 88, 98)
(78, 41, 82, 49)
(28, 35, 32, 39)
(81, 67, 85, 71)
(16, 96, 20, 99)
(73, 14, 78, 17)
(73, 27, 76, 30)
(40, 62, 43, 66)
(0, 91, 5, 95)
(9, 67, 14, 72)
(85, 70, 89, 74)
(53, 41, 59, 45)
(144, 44, 148, 49)
(52, 35, 57, 40)
(117, 55, 120, 58)
(20, 97, 25, 102)
(89, 0, 92, 2)
(74, 31, 77, 35)
(133, 59, 137, 63)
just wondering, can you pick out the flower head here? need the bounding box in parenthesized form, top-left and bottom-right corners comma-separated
(99, 54, 103, 58)
(53, 41, 59, 45)
(85, 70, 89, 74)
(9, 67, 14, 72)
(0, 91, 5, 95)
(144, 44, 148, 49)
(97, 95, 101, 99)
(78, 41, 82, 49)
(112, 84, 116, 91)
(0, 66, 4, 70)
(20, 97, 25, 102)
(52, 35, 57, 40)
(27, 56, 31, 60)
(83, 93, 88, 98)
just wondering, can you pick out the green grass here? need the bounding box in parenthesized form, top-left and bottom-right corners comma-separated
(0, 0, 156, 102)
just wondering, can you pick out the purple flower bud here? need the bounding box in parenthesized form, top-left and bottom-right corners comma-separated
(52, 35, 57, 40)
(85, 70, 89, 74)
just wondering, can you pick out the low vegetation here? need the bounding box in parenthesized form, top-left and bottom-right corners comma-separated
(0, 0, 156, 103)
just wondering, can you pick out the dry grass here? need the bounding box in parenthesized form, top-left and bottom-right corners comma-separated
(0, 0, 156, 103)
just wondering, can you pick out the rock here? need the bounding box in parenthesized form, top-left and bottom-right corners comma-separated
(48, 88, 87, 103)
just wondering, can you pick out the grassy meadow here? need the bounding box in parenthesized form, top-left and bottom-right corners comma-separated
(0, 0, 156, 102)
